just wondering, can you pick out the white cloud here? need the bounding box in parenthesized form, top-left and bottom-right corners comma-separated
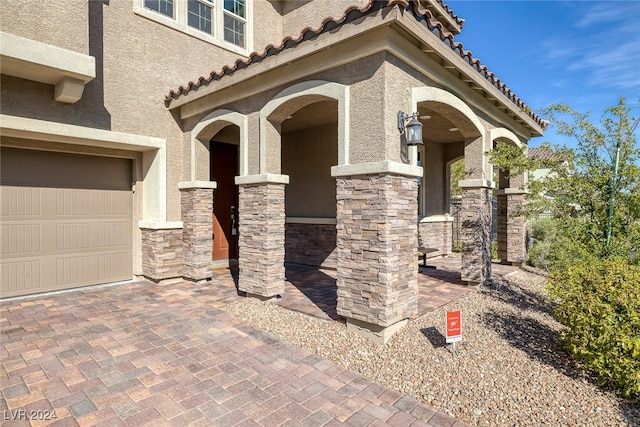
(575, 2, 640, 29)
(538, 3, 640, 91)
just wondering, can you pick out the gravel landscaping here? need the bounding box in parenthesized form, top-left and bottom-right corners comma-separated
(224, 268, 640, 426)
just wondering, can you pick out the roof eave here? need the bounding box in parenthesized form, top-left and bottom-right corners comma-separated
(422, 0, 462, 34)
(169, 7, 401, 119)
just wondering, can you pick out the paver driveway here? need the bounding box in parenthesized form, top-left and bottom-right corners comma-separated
(1, 278, 469, 426)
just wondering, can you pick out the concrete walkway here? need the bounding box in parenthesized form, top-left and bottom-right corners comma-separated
(1, 276, 471, 426)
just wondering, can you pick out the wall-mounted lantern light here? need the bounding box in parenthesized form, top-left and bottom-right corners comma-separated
(397, 111, 423, 146)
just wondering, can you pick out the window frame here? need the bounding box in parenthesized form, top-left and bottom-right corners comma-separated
(134, 0, 252, 55)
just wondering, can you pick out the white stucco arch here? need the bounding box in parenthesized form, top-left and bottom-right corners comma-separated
(488, 127, 523, 149)
(488, 127, 528, 188)
(410, 87, 485, 136)
(260, 80, 350, 173)
(191, 109, 248, 180)
(410, 86, 489, 182)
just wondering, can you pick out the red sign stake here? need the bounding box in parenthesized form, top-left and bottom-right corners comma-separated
(446, 311, 462, 357)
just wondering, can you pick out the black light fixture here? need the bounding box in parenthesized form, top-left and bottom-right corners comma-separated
(397, 111, 423, 146)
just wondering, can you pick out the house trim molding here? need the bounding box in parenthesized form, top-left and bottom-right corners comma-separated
(0, 32, 95, 103)
(0, 114, 168, 223)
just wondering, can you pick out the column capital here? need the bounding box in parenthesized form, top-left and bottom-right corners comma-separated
(178, 181, 217, 190)
(496, 187, 528, 195)
(331, 161, 422, 178)
(458, 179, 494, 189)
(234, 174, 289, 185)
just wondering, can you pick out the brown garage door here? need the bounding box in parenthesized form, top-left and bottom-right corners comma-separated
(1, 148, 133, 298)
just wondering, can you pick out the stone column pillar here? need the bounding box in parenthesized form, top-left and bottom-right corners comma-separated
(459, 180, 493, 285)
(139, 223, 184, 281)
(179, 181, 216, 282)
(235, 174, 288, 299)
(333, 167, 420, 344)
(505, 190, 527, 265)
(418, 215, 454, 257)
(496, 193, 508, 262)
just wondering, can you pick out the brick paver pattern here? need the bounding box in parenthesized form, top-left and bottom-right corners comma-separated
(0, 257, 513, 426)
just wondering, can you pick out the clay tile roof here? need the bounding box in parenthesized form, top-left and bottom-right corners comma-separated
(166, 0, 547, 131)
(435, 0, 465, 29)
(528, 147, 563, 162)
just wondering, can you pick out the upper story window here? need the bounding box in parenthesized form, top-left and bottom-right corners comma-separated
(136, 0, 251, 53)
(223, 0, 246, 47)
(144, 0, 174, 18)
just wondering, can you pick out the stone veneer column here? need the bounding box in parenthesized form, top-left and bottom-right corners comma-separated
(460, 181, 492, 285)
(335, 172, 419, 343)
(140, 224, 184, 281)
(418, 216, 454, 257)
(235, 174, 288, 298)
(505, 191, 527, 265)
(179, 181, 216, 282)
(496, 193, 508, 262)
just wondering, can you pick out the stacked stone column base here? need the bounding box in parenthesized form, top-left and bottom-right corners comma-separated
(335, 173, 418, 344)
(140, 227, 183, 281)
(496, 190, 527, 266)
(180, 184, 214, 282)
(460, 185, 492, 285)
(237, 183, 286, 298)
(506, 192, 526, 265)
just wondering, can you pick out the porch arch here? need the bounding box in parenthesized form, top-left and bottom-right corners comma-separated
(488, 127, 523, 149)
(191, 109, 248, 180)
(488, 128, 528, 266)
(410, 86, 491, 284)
(410, 86, 484, 136)
(260, 80, 350, 173)
(410, 86, 489, 182)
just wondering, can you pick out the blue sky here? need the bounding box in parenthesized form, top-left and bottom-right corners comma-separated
(446, 0, 640, 148)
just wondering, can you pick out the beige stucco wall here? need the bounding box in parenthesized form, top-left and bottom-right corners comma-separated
(282, 123, 338, 218)
(254, 1, 285, 49)
(1, 0, 89, 55)
(280, 0, 369, 38)
(0, 0, 290, 278)
(0, 0, 283, 222)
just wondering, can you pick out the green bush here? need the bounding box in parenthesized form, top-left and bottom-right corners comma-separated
(547, 258, 640, 398)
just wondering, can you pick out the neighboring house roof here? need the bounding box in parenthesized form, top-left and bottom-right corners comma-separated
(528, 147, 563, 162)
(166, 0, 547, 131)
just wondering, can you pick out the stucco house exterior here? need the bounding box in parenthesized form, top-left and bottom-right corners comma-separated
(0, 0, 545, 341)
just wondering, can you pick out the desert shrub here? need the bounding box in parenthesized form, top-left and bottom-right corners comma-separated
(527, 218, 557, 270)
(547, 258, 640, 398)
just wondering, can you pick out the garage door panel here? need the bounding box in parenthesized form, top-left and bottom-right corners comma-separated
(1, 148, 133, 298)
(98, 222, 131, 248)
(1, 224, 41, 255)
(57, 188, 92, 217)
(1, 260, 42, 294)
(1, 187, 42, 218)
(2, 249, 132, 295)
(56, 255, 92, 286)
(98, 251, 131, 280)
(99, 191, 131, 216)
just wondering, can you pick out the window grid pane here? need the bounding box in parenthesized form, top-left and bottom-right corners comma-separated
(187, 0, 213, 35)
(224, 0, 245, 18)
(224, 13, 245, 47)
(145, 0, 174, 18)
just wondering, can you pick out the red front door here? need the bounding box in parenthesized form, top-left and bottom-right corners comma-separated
(210, 141, 238, 261)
